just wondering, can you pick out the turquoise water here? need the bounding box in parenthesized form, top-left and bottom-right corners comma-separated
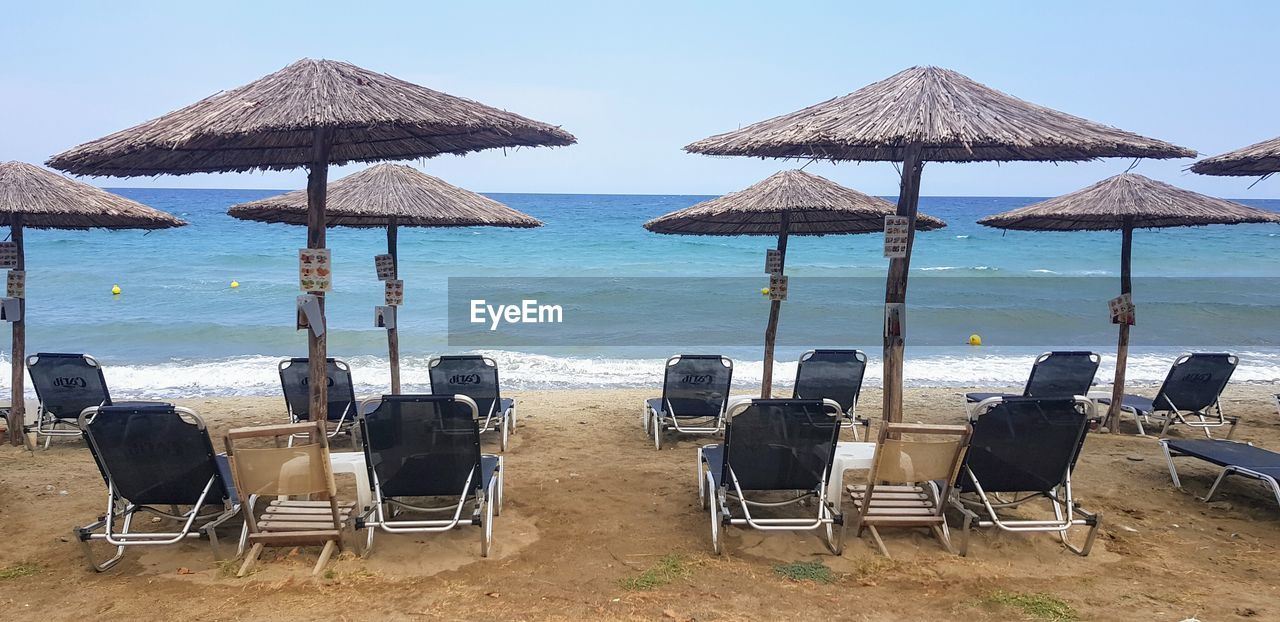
(2, 189, 1278, 397)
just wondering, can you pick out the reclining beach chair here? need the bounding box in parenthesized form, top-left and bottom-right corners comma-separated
(964, 351, 1100, 416)
(279, 357, 363, 445)
(224, 420, 355, 577)
(949, 396, 1101, 556)
(1159, 432, 1280, 511)
(793, 349, 870, 439)
(644, 354, 733, 450)
(428, 355, 515, 452)
(697, 398, 844, 554)
(355, 394, 503, 556)
(75, 402, 241, 571)
(848, 422, 971, 557)
(27, 352, 111, 448)
(1099, 353, 1238, 437)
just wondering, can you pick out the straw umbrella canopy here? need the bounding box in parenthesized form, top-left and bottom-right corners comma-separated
(645, 169, 945, 397)
(0, 161, 186, 444)
(978, 173, 1280, 429)
(1190, 135, 1280, 177)
(48, 58, 574, 422)
(229, 163, 542, 392)
(685, 65, 1194, 423)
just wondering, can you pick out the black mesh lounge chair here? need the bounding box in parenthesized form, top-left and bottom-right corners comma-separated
(278, 357, 364, 445)
(1098, 353, 1239, 437)
(27, 353, 112, 448)
(793, 349, 870, 439)
(428, 355, 516, 452)
(1160, 435, 1280, 511)
(75, 403, 241, 572)
(696, 398, 844, 555)
(964, 351, 1100, 415)
(644, 354, 733, 450)
(949, 396, 1101, 557)
(355, 394, 503, 556)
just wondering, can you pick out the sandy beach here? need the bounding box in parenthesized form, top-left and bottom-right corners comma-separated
(1, 384, 1277, 621)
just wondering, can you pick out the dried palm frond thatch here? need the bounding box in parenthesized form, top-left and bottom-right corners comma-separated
(1190, 135, 1280, 177)
(685, 66, 1194, 162)
(229, 164, 540, 228)
(47, 58, 576, 177)
(644, 169, 944, 235)
(977, 173, 1280, 231)
(0, 161, 186, 229)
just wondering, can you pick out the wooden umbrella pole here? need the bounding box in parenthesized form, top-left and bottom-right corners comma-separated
(882, 144, 924, 425)
(386, 218, 401, 394)
(1106, 218, 1134, 432)
(761, 212, 790, 398)
(306, 128, 334, 423)
(7, 216, 24, 446)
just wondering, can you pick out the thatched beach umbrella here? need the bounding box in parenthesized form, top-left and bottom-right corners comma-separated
(229, 163, 541, 393)
(978, 173, 1280, 429)
(685, 66, 1194, 423)
(1191, 135, 1280, 178)
(644, 169, 945, 397)
(48, 58, 574, 422)
(0, 161, 186, 444)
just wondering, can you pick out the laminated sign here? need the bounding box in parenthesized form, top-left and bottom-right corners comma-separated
(298, 248, 332, 292)
(296, 294, 325, 337)
(374, 305, 396, 329)
(384, 279, 404, 306)
(374, 254, 395, 281)
(1108, 293, 1135, 325)
(6, 270, 25, 298)
(0, 242, 17, 269)
(768, 273, 788, 301)
(765, 249, 782, 274)
(883, 216, 909, 258)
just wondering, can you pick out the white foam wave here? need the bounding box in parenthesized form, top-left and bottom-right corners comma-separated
(2, 350, 1276, 397)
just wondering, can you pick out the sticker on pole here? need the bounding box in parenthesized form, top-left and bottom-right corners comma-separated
(385, 279, 404, 306)
(299, 248, 332, 292)
(883, 216, 909, 258)
(374, 254, 395, 281)
(0, 242, 17, 269)
(768, 274, 788, 301)
(765, 249, 782, 274)
(884, 303, 906, 339)
(1108, 293, 1135, 325)
(6, 270, 25, 299)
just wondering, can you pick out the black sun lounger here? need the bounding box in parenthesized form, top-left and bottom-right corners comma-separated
(27, 353, 111, 448)
(428, 355, 516, 452)
(75, 403, 241, 571)
(950, 396, 1101, 557)
(793, 349, 870, 439)
(279, 357, 364, 444)
(644, 354, 733, 450)
(697, 398, 844, 555)
(964, 351, 1100, 415)
(356, 394, 503, 557)
(1160, 437, 1280, 511)
(1098, 353, 1239, 437)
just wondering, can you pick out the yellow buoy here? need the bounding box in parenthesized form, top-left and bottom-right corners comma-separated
(760, 287, 770, 296)
(968, 334, 982, 346)
(111, 284, 121, 295)
(230, 280, 240, 288)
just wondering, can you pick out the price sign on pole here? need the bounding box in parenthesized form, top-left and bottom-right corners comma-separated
(765, 249, 781, 274)
(298, 248, 332, 292)
(884, 216, 909, 258)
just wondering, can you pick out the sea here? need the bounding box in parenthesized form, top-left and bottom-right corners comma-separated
(2, 189, 1278, 398)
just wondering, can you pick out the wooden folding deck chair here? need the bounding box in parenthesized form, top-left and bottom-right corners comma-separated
(224, 420, 354, 577)
(849, 422, 971, 557)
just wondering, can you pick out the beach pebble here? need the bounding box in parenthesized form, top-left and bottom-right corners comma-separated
(45, 485, 53, 491)
(58, 490, 67, 496)
(1126, 455, 1144, 461)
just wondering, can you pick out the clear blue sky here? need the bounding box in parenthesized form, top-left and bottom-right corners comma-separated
(3, 0, 1277, 198)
